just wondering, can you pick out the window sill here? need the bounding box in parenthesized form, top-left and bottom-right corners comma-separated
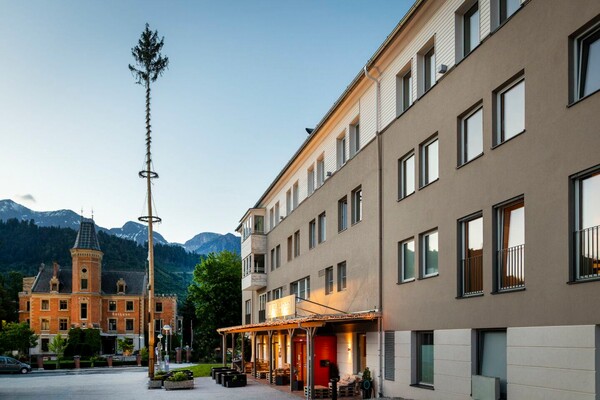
(410, 384, 434, 390)
(568, 87, 600, 108)
(455, 293, 484, 299)
(397, 192, 415, 202)
(338, 227, 347, 234)
(397, 278, 415, 285)
(457, 153, 484, 169)
(419, 178, 439, 190)
(567, 277, 600, 284)
(491, 130, 526, 150)
(491, 287, 526, 295)
(419, 273, 439, 280)
(351, 219, 362, 227)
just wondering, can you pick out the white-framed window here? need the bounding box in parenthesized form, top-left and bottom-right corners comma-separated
(399, 238, 415, 283)
(291, 276, 310, 301)
(397, 64, 413, 116)
(350, 122, 360, 157)
(338, 196, 348, 232)
(307, 166, 315, 195)
(108, 319, 117, 331)
(317, 156, 325, 187)
(59, 318, 68, 331)
(337, 133, 347, 169)
(495, 76, 525, 145)
(574, 22, 600, 100)
(274, 202, 280, 225)
(126, 319, 134, 331)
(309, 219, 316, 249)
(272, 287, 283, 300)
(126, 301, 134, 311)
(318, 212, 326, 243)
(337, 261, 347, 291)
(41, 319, 50, 331)
(286, 189, 292, 216)
(459, 106, 483, 166)
(421, 229, 439, 277)
(325, 266, 334, 295)
(420, 136, 439, 187)
(572, 166, 600, 281)
(155, 302, 163, 312)
(41, 299, 49, 310)
(109, 300, 117, 312)
(59, 300, 68, 310)
(292, 181, 299, 210)
(352, 186, 362, 224)
(269, 207, 274, 230)
(399, 152, 415, 199)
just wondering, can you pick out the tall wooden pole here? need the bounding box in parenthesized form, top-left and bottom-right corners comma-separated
(145, 79, 156, 379)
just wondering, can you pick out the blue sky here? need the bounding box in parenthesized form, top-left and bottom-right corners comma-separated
(0, 0, 413, 243)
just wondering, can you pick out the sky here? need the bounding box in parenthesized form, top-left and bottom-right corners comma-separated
(0, 0, 413, 244)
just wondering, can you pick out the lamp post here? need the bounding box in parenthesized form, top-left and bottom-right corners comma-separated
(163, 325, 171, 367)
(157, 333, 163, 372)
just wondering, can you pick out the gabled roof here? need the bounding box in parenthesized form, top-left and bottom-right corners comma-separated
(73, 218, 101, 251)
(101, 270, 147, 295)
(32, 265, 72, 293)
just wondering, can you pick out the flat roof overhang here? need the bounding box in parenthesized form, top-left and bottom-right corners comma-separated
(217, 311, 381, 334)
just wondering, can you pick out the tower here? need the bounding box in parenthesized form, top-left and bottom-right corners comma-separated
(70, 218, 103, 328)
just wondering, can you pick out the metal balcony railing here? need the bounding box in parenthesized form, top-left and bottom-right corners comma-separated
(576, 225, 600, 280)
(461, 254, 483, 296)
(498, 244, 525, 290)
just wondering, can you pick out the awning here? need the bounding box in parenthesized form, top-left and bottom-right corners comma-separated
(217, 311, 381, 334)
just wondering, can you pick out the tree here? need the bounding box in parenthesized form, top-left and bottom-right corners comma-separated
(48, 333, 67, 368)
(0, 322, 37, 355)
(129, 22, 169, 378)
(187, 251, 241, 360)
(117, 338, 134, 356)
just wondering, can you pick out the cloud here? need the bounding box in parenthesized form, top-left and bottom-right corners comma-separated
(16, 194, 36, 203)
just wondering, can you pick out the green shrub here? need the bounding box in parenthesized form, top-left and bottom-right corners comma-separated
(167, 371, 191, 382)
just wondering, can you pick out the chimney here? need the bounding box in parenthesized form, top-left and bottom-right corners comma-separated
(53, 262, 59, 277)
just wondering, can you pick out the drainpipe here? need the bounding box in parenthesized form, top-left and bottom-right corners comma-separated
(364, 65, 384, 398)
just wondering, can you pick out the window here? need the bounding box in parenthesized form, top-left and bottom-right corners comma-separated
(421, 230, 439, 277)
(495, 77, 525, 144)
(496, 198, 525, 290)
(318, 212, 326, 243)
(459, 106, 483, 165)
(478, 330, 507, 399)
(26, 301, 30, 311)
(384, 331, 395, 381)
(350, 122, 360, 157)
(286, 189, 292, 216)
(154, 319, 164, 332)
(399, 238, 415, 282)
(117, 280, 126, 293)
(126, 319, 134, 331)
(259, 293, 267, 322)
(41, 319, 50, 331)
(59, 319, 68, 331)
(272, 287, 283, 300)
(81, 278, 88, 290)
(254, 254, 265, 273)
(292, 181, 299, 210)
(80, 303, 87, 319)
(499, 0, 520, 25)
(325, 267, 334, 295)
(291, 276, 310, 300)
(317, 157, 325, 187)
(420, 137, 438, 186)
(337, 261, 347, 291)
(41, 338, 49, 352)
(41, 299, 49, 310)
(287, 236, 293, 262)
(109, 301, 117, 312)
(308, 166, 315, 195)
(245, 300, 251, 324)
(126, 301, 134, 312)
(420, 44, 436, 95)
(399, 152, 415, 199)
(574, 22, 600, 100)
(352, 187, 363, 224)
(416, 331, 434, 387)
(309, 219, 317, 249)
(338, 196, 348, 232)
(294, 230, 300, 258)
(276, 245, 281, 268)
(573, 167, 600, 280)
(271, 248, 276, 270)
(108, 319, 117, 331)
(156, 302, 163, 312)
(269, 207, 274, 230)
(337, 133, 347, 169)
(460, 214, 483, 296)
(50, 281, 58, 292)
(59, 300, 68, 310)
(463, 2, 480, 57)
(397, 66, 413, 115)
(254, 215, 264, 234)
(274, 202, 280, 225)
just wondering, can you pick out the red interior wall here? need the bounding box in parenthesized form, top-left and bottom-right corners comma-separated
(313, 336, 337, 387)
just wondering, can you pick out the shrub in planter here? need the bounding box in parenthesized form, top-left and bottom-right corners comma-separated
(164, 371, 194, 391)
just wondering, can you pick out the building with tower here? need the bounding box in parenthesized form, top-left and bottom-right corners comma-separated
(18, 218, 178, 355)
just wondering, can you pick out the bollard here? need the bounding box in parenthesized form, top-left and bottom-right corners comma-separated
(176, 347, 182, 364)
(107, 355, 113, 368)
(37, 356, 44, 370)
(74, 356, 80, 369)
(136, 353, 142, 367)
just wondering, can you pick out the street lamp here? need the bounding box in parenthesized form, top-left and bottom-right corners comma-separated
(157, 333, 163, 371)
(163, 325, 171, 360)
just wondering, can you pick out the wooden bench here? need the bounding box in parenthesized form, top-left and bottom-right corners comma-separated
(305, 385, 329, 399)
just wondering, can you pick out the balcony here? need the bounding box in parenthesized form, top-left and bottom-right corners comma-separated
(461, 254, 483, 296)
(498, 244, 524, 290)
(575, 225, 600, 280)
(242, 270, 267, 291)
(241, 233, 267, 257)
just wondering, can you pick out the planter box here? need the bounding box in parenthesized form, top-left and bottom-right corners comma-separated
(164, 379, 194, 390)
(147, 380, 163, 389)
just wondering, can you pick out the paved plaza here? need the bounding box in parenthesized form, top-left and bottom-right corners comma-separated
(0, 368, 300, 400)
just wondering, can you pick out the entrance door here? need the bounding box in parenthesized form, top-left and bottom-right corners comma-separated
(294, 341, 306, 383)
(357, 333, 366, 373)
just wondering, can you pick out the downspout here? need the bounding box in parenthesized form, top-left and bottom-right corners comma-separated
(363, 65, 384, 398)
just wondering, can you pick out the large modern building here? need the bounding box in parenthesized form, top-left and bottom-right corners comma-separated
(221, 0, 600, 398)
(18, 218, 178, 356)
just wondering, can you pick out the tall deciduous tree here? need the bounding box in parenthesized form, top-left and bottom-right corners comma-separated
(187, 251, 241, 360)
(0, 322, 38, 355)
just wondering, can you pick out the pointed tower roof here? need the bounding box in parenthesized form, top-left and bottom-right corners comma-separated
(73, 218, 101, 251)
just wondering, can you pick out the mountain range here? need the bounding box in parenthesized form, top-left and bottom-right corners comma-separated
(0, 199, 239, 255)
